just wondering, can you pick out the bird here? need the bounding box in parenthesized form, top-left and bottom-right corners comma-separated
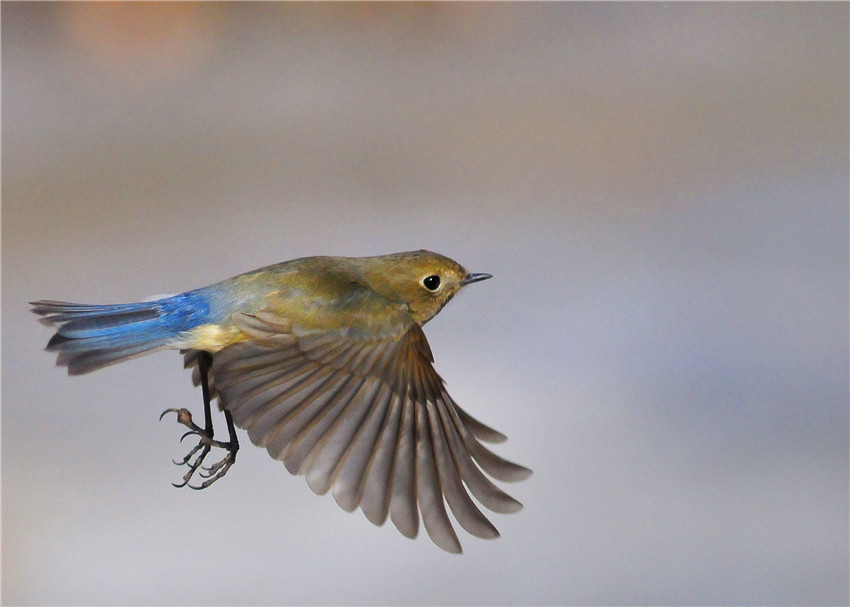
(31, 249, 531, 553)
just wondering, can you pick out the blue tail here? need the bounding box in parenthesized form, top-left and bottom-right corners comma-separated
(31, 293, 211, 375)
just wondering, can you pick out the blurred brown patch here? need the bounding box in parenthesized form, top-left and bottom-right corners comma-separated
(58, 3, 219, 90)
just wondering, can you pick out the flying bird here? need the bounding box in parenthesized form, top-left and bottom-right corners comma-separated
(31, 250, 531, 553)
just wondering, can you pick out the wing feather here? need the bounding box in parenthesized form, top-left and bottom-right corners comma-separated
(284, 374, 365, 476)
(388, 396, 419, 539)
(358, 393, 403, 526)
(230, 364, 333, 440)
(441, 390, 533, 483)
(425, 402, 499, 539)
(415, 401, 461, 553)
(433, 398, 525, 514)
(207, 311, 530, 552)
(262, 371, 351, 464)
(454, 404, 508, 443)
(304, 377, 383, 495)
(329, 382, 395, 511)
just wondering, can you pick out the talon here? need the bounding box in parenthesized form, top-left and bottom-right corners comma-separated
(162, 411, 238, 489)
(202, 455, 232, 477)
(162, 352, 240, 490)
(172, 442, 204, 466)
(179, 430, 200, 443)
(187, 453, 235, 489)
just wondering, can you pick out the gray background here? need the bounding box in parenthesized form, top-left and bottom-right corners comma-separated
(3, 3, 847, 605)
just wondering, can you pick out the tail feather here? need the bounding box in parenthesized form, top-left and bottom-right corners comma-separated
(31, 295, 210, 375)
(47, 309, 160, 338)
(31, 300, 157, 313)
(55, 341, 165, 375)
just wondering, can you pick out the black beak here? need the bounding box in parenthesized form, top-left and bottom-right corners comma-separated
(461, 272, 493, 286)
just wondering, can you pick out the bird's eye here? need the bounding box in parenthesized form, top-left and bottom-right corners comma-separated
(422, 275, 441, 291)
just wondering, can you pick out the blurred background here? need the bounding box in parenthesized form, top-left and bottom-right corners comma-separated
(3, 3, 847, 605)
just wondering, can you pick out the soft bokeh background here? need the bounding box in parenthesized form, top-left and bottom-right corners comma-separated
(3, 3, 847, 605)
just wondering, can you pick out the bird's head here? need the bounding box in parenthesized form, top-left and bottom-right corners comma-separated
(362, 250, 492, 325)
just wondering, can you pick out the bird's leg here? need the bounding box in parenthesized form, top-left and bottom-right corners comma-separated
(160, 351, 239, 489)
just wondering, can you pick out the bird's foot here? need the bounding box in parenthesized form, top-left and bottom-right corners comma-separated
(160, 408, 238, 490)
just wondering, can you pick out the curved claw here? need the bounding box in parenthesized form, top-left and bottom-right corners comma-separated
(198, 466, 222, 479)
(179, 430, 201, 443)
(188, 463, 233, 489)
(159, 408, 181, 421)
(201, 456, 231, 477)
(171, 441, 205, 466)
(171, 455, 193, 466)
(188, 474, 218, 489)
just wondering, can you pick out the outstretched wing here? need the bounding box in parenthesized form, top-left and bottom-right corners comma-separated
(208, 310, 531, 553)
